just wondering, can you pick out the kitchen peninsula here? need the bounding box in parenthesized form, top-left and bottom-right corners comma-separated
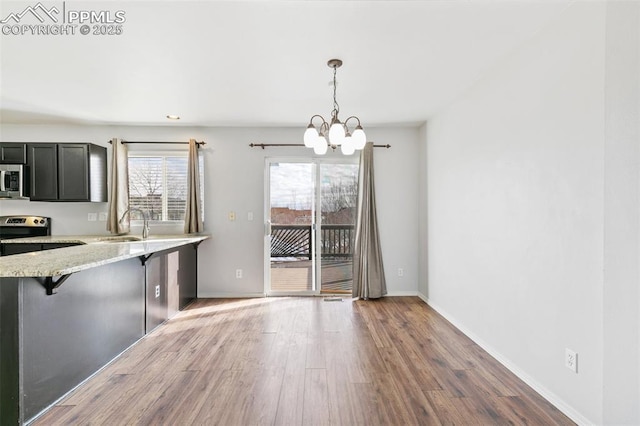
(0, 234, 209, 425)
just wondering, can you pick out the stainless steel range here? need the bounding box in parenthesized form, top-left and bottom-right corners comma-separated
(0, 215, 51, 240)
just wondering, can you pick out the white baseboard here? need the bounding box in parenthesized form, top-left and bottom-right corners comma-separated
(197, 292, 266, 298)
(385, 291, 419, 297)
(198, 291, 421, 298)
(416, 292, 593, 426)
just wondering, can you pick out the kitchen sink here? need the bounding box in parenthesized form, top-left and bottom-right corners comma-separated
(95, 236, 141, 243)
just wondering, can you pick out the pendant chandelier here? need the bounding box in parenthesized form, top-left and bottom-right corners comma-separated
(303, 59, 366, 155)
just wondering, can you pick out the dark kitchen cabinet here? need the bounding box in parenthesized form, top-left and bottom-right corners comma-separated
(28, 143, 107, 202)
(28, 144, 58, 201)
(0, 143, 27, 164)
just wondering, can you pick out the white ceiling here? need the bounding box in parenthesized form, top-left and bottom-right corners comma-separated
(0, 0, 573, 127)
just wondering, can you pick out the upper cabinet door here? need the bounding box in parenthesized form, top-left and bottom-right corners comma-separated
(28, 144, 58, 201)
(58, 144, 89, 201)
(0, 143, 27, 164)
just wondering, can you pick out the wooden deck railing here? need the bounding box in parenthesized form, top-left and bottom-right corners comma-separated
(320, 225, 355, 258)
(270, 224, 355, 259)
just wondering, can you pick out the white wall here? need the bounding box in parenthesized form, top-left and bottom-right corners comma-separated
(199, 126, 420, 297)
(602, 1, 640, 424)
(422, 2, 608, 424)
(0, 124, 420, 297)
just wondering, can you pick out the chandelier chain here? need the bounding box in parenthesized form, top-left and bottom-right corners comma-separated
(332, 66, 340, 120)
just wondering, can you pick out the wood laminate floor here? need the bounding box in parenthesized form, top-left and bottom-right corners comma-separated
(33, 297, 575, 425)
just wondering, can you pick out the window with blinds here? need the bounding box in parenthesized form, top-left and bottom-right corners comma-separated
(128, 154, 203, 222)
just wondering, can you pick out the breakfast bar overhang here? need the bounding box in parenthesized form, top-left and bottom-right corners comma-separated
(0, 235, 208, 425)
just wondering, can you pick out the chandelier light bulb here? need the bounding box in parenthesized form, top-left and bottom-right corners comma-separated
(352, 126, 366, 150)
(313, 133, 323, 149)
(329, 121, 345, 145)
(314, 135, 328, 155)
(304, 125, 318, 148)
(341, 136, 356, 155)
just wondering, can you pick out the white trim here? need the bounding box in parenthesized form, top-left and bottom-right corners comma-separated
(197, 292, 266, 299)
(416, 292, 593, 426)
(385, 291, 419, 297)
(267, 291, 318, 297)
(417, 292, 429, 304)
(198, 292, 422, 299)
(263, 158, 272, 296)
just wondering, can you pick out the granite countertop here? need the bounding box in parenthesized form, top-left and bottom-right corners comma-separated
(0, 234, 210, 277)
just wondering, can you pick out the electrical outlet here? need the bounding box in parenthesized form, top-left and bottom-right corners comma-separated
(247, 211, 254, 221)
(87, 212, 97, 221)
(565, 348, 578, 373)
(398, 268, 404, 277)
(155, 285, 160, 298)
(236, 269, 243, 279)
(98, 212, 108, 221)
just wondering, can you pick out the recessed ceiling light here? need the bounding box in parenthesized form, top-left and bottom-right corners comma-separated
(166, 115, 180, 120)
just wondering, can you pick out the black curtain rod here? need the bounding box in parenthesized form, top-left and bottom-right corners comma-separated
(249, 143, 391, 149)
(108, 140, 206, 146)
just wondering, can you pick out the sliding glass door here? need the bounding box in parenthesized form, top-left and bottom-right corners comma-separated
(265, 159, 358, 295)
(266, 161, 316, 294)
(317, 163, 358, 294)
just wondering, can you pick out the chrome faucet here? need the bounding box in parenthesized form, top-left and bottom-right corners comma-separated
(119, 207, 150, 239)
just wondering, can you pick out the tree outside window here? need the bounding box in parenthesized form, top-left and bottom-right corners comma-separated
(128, 155, 203, 222)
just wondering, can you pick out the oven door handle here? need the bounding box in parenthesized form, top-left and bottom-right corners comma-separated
(0, 171, 6, 192)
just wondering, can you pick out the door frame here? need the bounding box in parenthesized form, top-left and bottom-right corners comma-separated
(264, 156, 358, 296)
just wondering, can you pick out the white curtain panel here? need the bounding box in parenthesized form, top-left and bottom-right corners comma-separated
(352, 142, 387, 299)
(106, 138, 130, 235)
(184, 139, 204, 234)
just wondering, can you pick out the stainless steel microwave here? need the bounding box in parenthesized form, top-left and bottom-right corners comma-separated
(0, 164, 28, 199)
